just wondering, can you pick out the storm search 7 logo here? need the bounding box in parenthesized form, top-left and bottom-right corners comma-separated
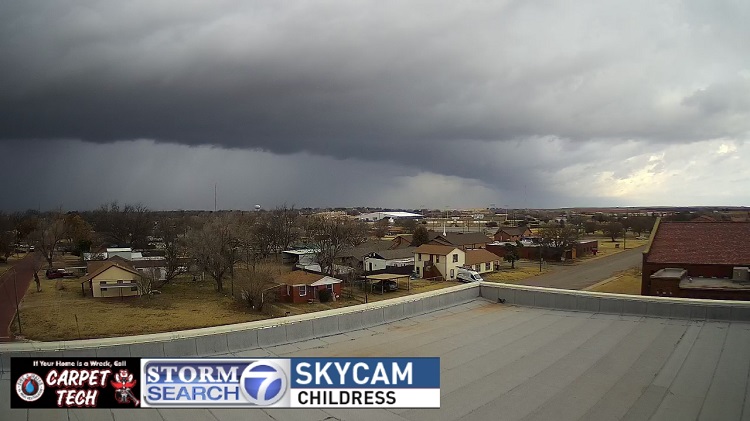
(239, 361, 287, 406)
(141, 357, 440, 409)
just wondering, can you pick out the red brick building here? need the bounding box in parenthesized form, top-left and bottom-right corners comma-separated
(641, 219, 750, 300)
(494, 227, 533, 242)
(278, 271, 343, 304)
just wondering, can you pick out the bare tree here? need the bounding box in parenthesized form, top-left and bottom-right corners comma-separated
(155, 216, 187, 285)
(136, 268, 158, 297)
(0, 212, 14, 263)
(185, 215, 239, 293)
(373, 219, 390, 239)
(64, 213, 93, 255)
(33, 210, 67, 268)
(90, 202, 152, 248)
(538, 225, 580, 260)
(237, 266, 280, 312)
(268, 205, 300, 255)
(603, 221, 624, 241)
(305, 216, 368, 277)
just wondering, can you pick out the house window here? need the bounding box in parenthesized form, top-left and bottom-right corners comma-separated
(449, 269, 454, 279)
(101, 287, 108, 291)
(131, 286, 138, 292)
(436, 255, 440, 263)
(326, 284, 333, 292)
(418, 253, 422, 261)
(416, 267, 420, 275)
(299, 286, 307, 297)
(486, 262, 491, 271)
(453, 254, 458, 263)
(99, 281, 107, 285)
(287, 286, 291, 296)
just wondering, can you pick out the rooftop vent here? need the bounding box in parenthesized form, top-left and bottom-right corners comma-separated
(732, 267, 750, 282)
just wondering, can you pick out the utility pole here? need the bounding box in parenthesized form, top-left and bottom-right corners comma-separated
(214, 183, 217, 212)
(12, 268, 21, 335)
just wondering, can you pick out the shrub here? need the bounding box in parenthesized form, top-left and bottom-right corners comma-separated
(319, 289, 332, 303)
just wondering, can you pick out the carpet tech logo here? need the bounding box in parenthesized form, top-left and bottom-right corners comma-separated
(16, 373, 45, 402)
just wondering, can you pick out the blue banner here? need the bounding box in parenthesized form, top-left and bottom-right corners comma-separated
(290, 358, 440, 389)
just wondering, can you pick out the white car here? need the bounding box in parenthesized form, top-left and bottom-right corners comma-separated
(457, 268, 483, 283)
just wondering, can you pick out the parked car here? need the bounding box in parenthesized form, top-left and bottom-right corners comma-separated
(372, 280, 399, 292)
(28, 246, 35, 252)
(457, 268, 483, 283)
(45, 268, 74, 279)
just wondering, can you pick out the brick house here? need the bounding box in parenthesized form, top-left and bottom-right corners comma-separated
(278, 271, 343, 304)
(428, 232, 492, 250)
(641, 219, 750, 300)
(494, 227, 533, 242)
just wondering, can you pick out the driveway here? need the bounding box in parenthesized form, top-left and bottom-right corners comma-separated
(517, 246, 644, 290)
(0, 252, 40, 341)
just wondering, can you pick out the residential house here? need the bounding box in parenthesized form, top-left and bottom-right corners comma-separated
(363, 247, 416, 275)
(428, 232, 492, 250)
(81, 261, 141, 298)
(641, 219, 750, 300)
(278, 270, 343, 304)
(87, 255, 169, 282)
(464, 249, 501, 274)
(389, 232, 440, 249)
(414, 244, 465, 280)
(494, 227, 533, 242)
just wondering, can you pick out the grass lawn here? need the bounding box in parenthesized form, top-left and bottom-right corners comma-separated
(483, 263, 552, 284)
(13, 274, 270, 341)
(575, 233, 650, 263)
(587, 267, 642, 295)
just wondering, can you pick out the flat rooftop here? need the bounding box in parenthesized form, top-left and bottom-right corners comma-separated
(3, 298, 750, 421)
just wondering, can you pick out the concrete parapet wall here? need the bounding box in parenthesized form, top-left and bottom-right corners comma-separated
(480, 282, 750, 322)
(0, 283, 479, 373)
(6, 281, 750, 373)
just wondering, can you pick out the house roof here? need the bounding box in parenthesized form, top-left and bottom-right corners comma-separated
(340, 239, 397, 259)
(465, 249, 500, 265)
(370, 247, 417, 260)
(495, 226, 531, 236)
(310, 276, 343, 286)
(279, 271, 343, 286)
(278, 270, 322, 286)
(431, 232, 492, 246)
(646, 221, 750, 265)
(691, 215, 718, 222)
(415, 244, 460, 255)
(83, 262, 141, 282)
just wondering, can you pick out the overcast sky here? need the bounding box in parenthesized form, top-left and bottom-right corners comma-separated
(2, 0, 749, 211)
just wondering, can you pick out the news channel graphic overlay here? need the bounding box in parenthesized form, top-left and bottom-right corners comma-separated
(141, 357, 440, 408)
(11, 357, 142, 409)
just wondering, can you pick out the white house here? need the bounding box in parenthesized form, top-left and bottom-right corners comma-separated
(414, 244, 465, 281)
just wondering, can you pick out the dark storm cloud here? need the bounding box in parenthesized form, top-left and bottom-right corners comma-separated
(3, 1, 750, 152)
(1, 1, 750, 210)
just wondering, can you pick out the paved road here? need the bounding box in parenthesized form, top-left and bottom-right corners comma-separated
(0, 252, 40, 341)
(516, 246, 645, 290)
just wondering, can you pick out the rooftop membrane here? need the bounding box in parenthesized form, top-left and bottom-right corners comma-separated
(2, 284, 750, 420)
